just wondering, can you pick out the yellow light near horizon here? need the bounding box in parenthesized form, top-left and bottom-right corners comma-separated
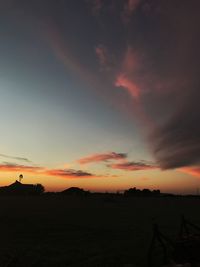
(0, 168, 200, 194)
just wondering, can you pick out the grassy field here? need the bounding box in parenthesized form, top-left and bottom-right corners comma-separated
(0, 195, 200, 267)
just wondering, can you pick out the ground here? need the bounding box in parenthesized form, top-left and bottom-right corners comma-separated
(0, 195, 199, 267)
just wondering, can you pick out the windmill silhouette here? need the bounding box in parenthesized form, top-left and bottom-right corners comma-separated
(19, 174, 23, 183)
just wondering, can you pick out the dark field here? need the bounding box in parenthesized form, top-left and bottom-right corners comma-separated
(0, 195, 200, 267)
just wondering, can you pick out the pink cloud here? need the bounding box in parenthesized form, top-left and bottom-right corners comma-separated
(0, 163, 43, 173)
(115, 73, 140, 99)
(122, 0, 141, 24)
(88, 0, 103, 15)
(179, 167, 200, 178)
(45, 169, 93, 178)
(78, 152, 127, 164)
(95, 44, 110, 71)
(123, 46, 137, 73)
(42, 21, 122, 111)
(113, 46, 155, 130)
(108, 161, 157, 171)
(43, 21, 148, 128)
(115, 46, 141, 100)
(0, 163, 98, 179)
(126, 0, 141, 14)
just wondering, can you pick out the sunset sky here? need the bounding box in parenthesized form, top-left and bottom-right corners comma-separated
(0, 0, 200, 193)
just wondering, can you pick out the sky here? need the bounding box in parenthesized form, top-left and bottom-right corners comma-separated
(0, 0, 200, 194)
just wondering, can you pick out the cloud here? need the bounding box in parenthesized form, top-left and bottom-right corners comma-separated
(0, 163, 42, 173)
(140, 1, 200, 171)
(113, 46, 154, 129)
(179, 167, 200, 178)
(110, 1, 200, 172)
(42, 20, 117, 109)
(0, 154, 31, 163)
(95, 44, 110, 71)
(78, 152, 156, 173)
(8, 0, 200, 174)
(88, 0, 103, 15)
(122, 0, 141, 24)
(45, 169, 93, 178)
(123, 46, 138, 73)
(115, 73, 140, 99)
(151, 102, 200, 169)
(0, 158, 157, 177)
(126, 0, 141, 12)
(114, 46, 142, 100)
(78, 152, 127, 164)
(108, 160, 156, 171)
(95, 45, 106, 65)
(0, 163, 96, 179)
(35, 3, 145, 127)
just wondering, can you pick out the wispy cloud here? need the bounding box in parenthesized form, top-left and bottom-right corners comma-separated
(179, 166, 200, 178)
(151, 101, 200, 169)
(10, 0, 200, 176)
(0, 154, 31, 163)
(115, 46, 141, 100)
(108, 160, 157, 171)
(122, 0, 141, 24)
(95, 44, 111, 71)
(42, 20, 116, 109)
(143, 2, 200, 170)
(78, 152, 127, 164)
(0, 163, 97, 179)
(115, 74, 140, 99)
(45, 169, 93, 178)
(88, 0, 103, 16)
(0, 162, 42, 173)
(114, 46, 154, 130)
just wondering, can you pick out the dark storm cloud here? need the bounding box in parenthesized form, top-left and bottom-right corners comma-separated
(148, 0, 200, 169)
(152, 94, 200, 169)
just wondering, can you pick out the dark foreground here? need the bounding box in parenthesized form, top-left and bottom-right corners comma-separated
(0, 195, 200, 267)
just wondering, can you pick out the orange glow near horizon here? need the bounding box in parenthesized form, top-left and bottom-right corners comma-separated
(0, 167, 200, 195)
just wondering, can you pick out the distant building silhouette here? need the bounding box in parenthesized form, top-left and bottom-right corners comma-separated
(124, 187, 161, 197)
(0, 180, 45, 195)
(61, 187, 89, 196)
